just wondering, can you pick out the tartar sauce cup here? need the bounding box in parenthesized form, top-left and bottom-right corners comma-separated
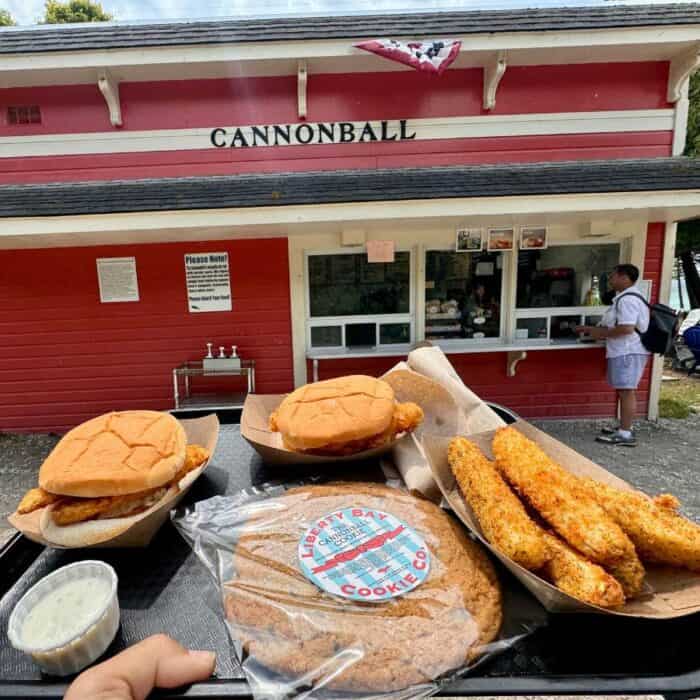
(8, 560, 120, 676)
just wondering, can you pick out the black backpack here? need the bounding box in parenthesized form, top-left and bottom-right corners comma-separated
(614, 292, 680, 355)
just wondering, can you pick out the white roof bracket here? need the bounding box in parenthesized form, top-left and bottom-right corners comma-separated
(297, 59, 308, 120)
(483, 50, 507, 111)
(667, 43, 700, 103)
(97, 68, 122, 127)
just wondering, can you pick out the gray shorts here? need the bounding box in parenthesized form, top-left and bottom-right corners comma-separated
(607, 354, 649, 390)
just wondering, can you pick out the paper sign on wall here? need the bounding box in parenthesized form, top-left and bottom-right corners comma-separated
(367, 240, 395, 263)
(184, 252, 232, 313)
(97, 257, 139, 303)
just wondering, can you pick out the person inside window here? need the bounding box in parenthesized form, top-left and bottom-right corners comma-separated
(462, 281, 500, 337)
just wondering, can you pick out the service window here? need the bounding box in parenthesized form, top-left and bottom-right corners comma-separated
(513, 243, 620, 343)
(425, 250, 503, 341)
(306, 251, 413, 350)
(517, 243, 620, 309)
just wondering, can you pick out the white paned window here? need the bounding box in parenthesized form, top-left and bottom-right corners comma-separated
(306, 250, 414, 350)
(514, 243, 620, 342)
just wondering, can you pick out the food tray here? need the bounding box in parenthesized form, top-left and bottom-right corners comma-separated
(1, 416, 700, 699)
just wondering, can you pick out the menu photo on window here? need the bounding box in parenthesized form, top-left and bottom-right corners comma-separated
(520, 225, 548, 250)
(487, 227, 515, 252)
(455, 227, 484, 252)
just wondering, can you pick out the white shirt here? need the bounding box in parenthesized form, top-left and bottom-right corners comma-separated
(601, 285, 650, 358)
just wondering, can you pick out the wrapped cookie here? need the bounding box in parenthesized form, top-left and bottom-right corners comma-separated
(174, 481, 544, 700)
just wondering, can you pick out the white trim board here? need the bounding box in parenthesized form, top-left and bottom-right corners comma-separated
(0, 109, 674, 159)
(3, 190, 700, 243)
(1, 25, 699, 74)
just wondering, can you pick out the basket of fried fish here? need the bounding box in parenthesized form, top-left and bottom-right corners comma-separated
(424, 423, 700, 617)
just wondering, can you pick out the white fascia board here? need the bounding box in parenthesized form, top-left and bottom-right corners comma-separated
(1, 25, 699, 75)
(2, 189, 700, 240)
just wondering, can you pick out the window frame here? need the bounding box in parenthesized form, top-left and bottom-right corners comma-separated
(304, 247, 415, 352)
(423, 246, 509, 346)
(510, 240, 622, 343)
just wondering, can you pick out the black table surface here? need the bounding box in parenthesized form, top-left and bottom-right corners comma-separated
(1, 424, 699, 699)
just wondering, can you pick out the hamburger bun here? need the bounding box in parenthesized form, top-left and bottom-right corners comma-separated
(39, 410, 187, 498)
(270, 375, 395, 452)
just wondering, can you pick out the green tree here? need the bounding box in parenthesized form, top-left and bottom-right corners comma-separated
(0, 8, 16, 25)
(42, 0, 112, 23)
(684, 72, 700, 158)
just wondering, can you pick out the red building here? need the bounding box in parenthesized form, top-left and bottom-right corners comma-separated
(1, 4, 700, 432)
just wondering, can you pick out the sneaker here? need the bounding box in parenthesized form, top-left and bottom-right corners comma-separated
(600, 425, 636, 436)
(596, 431, 637, 447)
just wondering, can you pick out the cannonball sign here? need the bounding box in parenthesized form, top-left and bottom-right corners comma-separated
(298, 507, 430, 602)
(210, 119, 416, 149)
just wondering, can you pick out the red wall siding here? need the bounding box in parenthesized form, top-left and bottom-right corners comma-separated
(307, 223, 665, 420)
(0, 62, 670, 136)
(0, 132, 672, 185)
(0, 238, 294, 433)
(0, 62, 672, 184)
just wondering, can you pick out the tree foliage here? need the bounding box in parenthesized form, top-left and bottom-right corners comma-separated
(0, 8, 16, 25)
(678, 72, 700, 307)
(42, 0, 112, 23)
(685, 72, 700, 158)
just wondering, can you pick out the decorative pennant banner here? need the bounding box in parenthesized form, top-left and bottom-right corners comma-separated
(354, 38, 461, 76)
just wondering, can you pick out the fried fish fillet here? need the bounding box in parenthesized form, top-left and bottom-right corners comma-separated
(174, 444, 210, 482)
(580, 478, 700, 572)
(492, 427, 644, 596)
(51, 486, 169, 526)
(542, 532, 626, 608)
(393, 402, 424, 434)
(448, 437, 550, 571)
(17, 487, 62, 515)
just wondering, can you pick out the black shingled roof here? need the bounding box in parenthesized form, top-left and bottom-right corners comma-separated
(1, 4, 700, 54)
(1, 159, 699, 218)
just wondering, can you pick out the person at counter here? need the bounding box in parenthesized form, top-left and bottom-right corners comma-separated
(462, 282, 500, 337)
(64, 635, 216, 700)
(576, 264, 650, 447)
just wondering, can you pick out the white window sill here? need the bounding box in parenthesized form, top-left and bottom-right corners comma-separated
(306, 339, 604, 360)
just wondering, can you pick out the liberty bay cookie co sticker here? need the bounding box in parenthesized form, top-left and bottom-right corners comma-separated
(298, 507, 430, 602)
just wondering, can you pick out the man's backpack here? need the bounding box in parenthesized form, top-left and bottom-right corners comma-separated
(614, 292, 680, 355)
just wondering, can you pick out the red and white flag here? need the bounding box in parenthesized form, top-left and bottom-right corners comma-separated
(354, 38, 461, 76)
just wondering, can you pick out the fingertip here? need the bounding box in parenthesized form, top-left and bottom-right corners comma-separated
(187, 649, 217, 676)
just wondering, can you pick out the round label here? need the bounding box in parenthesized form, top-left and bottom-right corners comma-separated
(298, 507, 430, 602)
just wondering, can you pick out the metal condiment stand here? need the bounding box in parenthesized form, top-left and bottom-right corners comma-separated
(172, 343, 255, 410)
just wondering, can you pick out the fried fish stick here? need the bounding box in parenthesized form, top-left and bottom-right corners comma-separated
(580, 478, 700, 571)
(542, 532, 625, 608)
(492, 427, 637, 567)
(448, 437, 550, 570)
(17, 487, 62, 514)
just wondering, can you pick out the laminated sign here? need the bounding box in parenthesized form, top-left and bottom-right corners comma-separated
(184, 252, 232, 312)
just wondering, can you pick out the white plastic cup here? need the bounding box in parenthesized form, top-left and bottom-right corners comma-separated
(8, 560, 120, 676)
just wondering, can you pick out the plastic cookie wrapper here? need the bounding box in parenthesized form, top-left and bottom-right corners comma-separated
(173, 481, 546, 700)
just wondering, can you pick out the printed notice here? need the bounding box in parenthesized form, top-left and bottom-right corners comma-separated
(96, 257, 139, 303)
(184, 252, 232, 312)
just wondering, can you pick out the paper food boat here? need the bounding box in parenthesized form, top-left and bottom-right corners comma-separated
(423, 421, 700, 619)
(9, 414, 219, 549)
